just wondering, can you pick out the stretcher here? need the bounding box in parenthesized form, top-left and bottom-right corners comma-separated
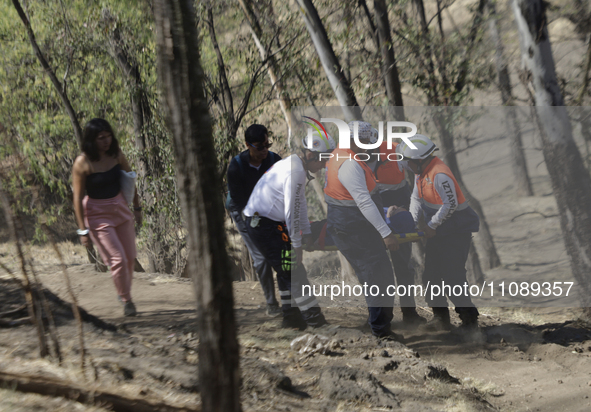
(308, 208, 425, 251)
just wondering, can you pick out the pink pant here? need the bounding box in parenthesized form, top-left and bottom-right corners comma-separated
(83, 192, 136, 302)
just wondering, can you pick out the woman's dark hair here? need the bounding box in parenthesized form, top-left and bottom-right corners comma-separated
(82, 118, 120, 161)
(244, 124, 268, 144)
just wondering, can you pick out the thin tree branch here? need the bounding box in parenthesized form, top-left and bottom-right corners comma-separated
(11, 0, 83, 147)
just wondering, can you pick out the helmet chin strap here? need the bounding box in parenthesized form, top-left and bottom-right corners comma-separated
(298, 151, 316, 184)
(417, 159, 425, 174)
(409, 158, 426, 174)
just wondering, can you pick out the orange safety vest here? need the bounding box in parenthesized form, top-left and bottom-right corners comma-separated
(417, 157, 467, 210)
(324, 148, 377, 206)
(375, 142, 406, 189)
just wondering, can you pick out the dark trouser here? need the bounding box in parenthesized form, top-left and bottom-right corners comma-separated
(230, 209, 277, 306)
(327, 204, 395, 336)
(423, 233, 477, 315)
(388, 243, 416, 307)
(245, 216, 325, 327)
(380, 187, 416, 308)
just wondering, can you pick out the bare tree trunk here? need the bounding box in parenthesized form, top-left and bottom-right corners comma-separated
(434, 112, 501, 271)
(565, 0, 591, 104)
(0, 184, 48, 358)
(238, 0, 294, 139)
(566, 0, 591, 42)
(576, 33, 591, 104)
(103, 10, 173, 273)
(153, 1, 241, 410)
(373, 0, 405, 119)
(12, 0, 111, 271)
(486, 0, 533, 196)
(296, 0, 361, 120)
(359, 0, 379, 49)
(205, 5, 266, 175)
(513, 0, 591, 311)
(11, 0, 83, 147)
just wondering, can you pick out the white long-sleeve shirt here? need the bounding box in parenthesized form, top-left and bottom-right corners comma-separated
(410, 173, 459, 230)
(243, 155, 311, 248)
(338, 159, 392, 238)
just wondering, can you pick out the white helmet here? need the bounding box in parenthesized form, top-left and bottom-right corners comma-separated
(302, 130, 336, 153)
(348, 121, 379, 144)
(396, 134, 437, 160)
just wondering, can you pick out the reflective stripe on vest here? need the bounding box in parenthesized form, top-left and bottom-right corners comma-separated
(325, 148, 377, 206)
(375, 142, 406, 186)
(417, 157, 467, 209)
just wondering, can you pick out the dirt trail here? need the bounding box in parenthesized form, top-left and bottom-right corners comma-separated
(3, 108, 591, 411)
(2, 261, 591, 412)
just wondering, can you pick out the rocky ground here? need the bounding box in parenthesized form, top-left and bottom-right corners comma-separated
(1, 261, 591, 412)
(2, 6, 591, 409)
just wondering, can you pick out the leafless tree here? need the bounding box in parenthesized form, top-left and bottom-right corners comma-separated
(153, 0, 242, 410)
(513, 0, 591, 311)
(486, 0, 534, 196)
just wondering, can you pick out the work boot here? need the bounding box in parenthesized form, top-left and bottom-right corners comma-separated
(266, 303, 281, 317)
(372, 328, 404, 342)
(281, 315, 307, 331)
(123, 301, 137, 317)
(401, 307, 428, 326)
(456, 307, 479, 330)
(306, 315, 328, 329)
(423, 307, 451, 331)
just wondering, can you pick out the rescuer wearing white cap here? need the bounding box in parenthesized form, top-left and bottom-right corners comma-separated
(324, 120, 402, 340)
(396, 134, 480, 330)
(243, 131, 335, 330)
(366, 126, 427, 326)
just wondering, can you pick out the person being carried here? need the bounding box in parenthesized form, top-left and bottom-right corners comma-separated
(72, 118, 142, 317)
(243, 132, 335, 330)
(395, 134, 480, 330)
(226, 124, 282, 316)
(324, 121, 401, 340)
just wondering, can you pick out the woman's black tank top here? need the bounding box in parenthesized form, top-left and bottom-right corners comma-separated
(86, 164, 121, 199)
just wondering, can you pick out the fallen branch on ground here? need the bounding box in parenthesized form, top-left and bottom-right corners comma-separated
(511, 211, 559, 222)
(0, 304, 27, 318)
(0, 370, 200, 412)
(0, 317, 31, 327)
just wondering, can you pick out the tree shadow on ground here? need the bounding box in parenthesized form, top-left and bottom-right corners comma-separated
(402, 320, 591, 355)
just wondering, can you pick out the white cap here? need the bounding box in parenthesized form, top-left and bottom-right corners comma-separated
(303, 131, 336, 153)
(348, 121, 378, 144)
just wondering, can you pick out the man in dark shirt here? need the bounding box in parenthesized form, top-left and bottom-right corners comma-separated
(226, 124, 282, 315)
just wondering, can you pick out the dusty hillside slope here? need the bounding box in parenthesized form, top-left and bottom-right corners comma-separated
(2, 105, 591, 412)
(2, 2, 591, 411)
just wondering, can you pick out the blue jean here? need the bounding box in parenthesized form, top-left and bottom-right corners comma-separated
(230, 209, 277, 306)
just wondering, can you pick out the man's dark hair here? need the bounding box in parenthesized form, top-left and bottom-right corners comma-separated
(244, 124, 268, 144)
(82, 118, 120, 161)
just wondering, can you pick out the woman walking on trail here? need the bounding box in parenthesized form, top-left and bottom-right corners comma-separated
(72, 118, 142, 317)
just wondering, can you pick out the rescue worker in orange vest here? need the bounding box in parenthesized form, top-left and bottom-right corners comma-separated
(368, 134, 427, 326)
(395, 135, 480, 330)
(325, 121, 402, 340)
